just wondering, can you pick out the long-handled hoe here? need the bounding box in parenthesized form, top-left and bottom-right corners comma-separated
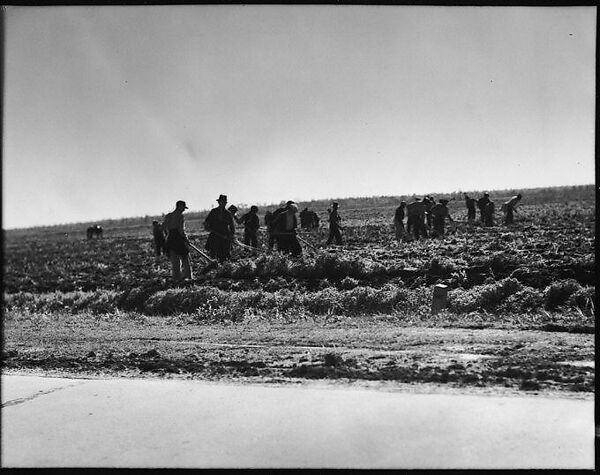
(208, 231, 260, 253)
(187, 242, 219, 273)
(272, 231, 322, 255)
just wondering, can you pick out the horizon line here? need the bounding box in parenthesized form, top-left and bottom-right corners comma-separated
(3, 183, 594, 232)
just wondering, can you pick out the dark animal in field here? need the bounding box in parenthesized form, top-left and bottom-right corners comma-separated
(86, 225, 103, 239)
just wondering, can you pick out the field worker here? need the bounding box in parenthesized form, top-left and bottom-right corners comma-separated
(239, 205, 260, 248)
(162, 200, 192, 282)
(274, 201, 302, 256)
(228, 204, 242, 225)
(310, 211, 320, 230)
(151, 220, 167, 257)
(430, 199, 454, 237)
(406, 197, 428, 240)
(484, 200, 495, 227)
(264, 211, 275, 249)
(503, 193, 522, 225)
(204, 194, 236, 262)
(271, 201, 293, 250)
(393, 201, 406, 241)
(464, 194, 477, 222)
(423, 196, 434, 229)
(326, 202, 343, 245)
(477, 193, 490, 224)
(300, 207, 310, 230)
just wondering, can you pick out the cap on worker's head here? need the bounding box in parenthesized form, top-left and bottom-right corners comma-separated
(288, 203, 298, 212)
(440, 199, 449, 204)
(484, 192, 489, 197)
(250, 205, 258, 212)
(517, 193, 522, 199)
(217, 194, 227, 202)
(176, 200, 188, 209)
(332, 202, 339, 207)
(286, 200, 295, 206)
(400, 201, 406, 206)
(152, 220, 159, 225)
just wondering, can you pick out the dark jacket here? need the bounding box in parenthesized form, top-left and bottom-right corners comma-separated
(204, 207, 236, 237)
(394, 206, 405, 222)
(240, 212, 260, 233)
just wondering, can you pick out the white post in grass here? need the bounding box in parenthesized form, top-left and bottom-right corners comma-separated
(431, 284, 448, 314)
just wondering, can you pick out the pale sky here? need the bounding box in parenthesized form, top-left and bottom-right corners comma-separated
(3, 5, 596, 229)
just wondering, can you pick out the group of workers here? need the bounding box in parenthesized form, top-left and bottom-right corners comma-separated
(393, 192, 522, 242)
(153, 192, 523, 282)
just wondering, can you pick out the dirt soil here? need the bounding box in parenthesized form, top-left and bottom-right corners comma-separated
(2, 317, 594, 397)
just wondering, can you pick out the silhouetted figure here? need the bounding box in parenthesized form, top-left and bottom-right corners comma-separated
(483, 200, 495, 227)
(430, 199, 453, 237)
(228, 204, 241, 224)
(264, 211, 275, 249)
(502, 193, 522, 225)
(309, 211, 320, 230)
(406, 198, 427, 240)
(86, 225, 103, 239)
(394, 202, 406, 241)
(152, 220, 167, 256)
(239, 205, 260, 248)
(272, 201, 302, 256)
(162, 200, 192, 282)
(300, 207, 310, 230)
(204, 195, 236, 262)
(326, 202, 343, 245)
(464, 194, 476, 222)
(477, 193, 491, 224)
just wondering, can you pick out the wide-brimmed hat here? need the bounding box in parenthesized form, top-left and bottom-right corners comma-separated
(217, 194, 227, 202)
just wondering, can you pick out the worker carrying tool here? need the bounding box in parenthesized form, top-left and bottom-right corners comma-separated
(204, 194, 236, 262)
(239, 205, 260, 248)
(162, 200, 192, 282)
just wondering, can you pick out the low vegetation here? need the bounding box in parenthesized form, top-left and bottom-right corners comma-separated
(3, 185, 595, 393)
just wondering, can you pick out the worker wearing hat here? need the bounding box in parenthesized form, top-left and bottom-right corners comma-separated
(239, 205, 260, 248)
(162, 200, 192, 282)
(204, 194, 236, 262)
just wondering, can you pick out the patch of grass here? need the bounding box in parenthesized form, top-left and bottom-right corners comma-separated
(544, 279, 583, 310)
(449, 278, 523, 313)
